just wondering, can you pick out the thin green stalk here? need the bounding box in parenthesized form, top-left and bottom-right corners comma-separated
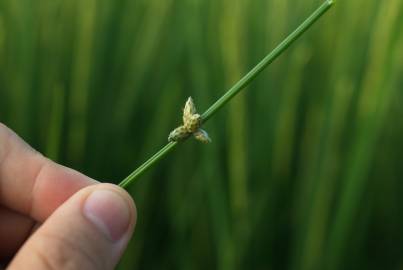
(119, 0, 334, 189)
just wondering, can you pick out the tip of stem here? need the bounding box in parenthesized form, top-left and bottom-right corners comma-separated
(327, 0, 334, 6)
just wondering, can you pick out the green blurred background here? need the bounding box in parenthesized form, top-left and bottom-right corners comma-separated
(1, 0, 403, 269)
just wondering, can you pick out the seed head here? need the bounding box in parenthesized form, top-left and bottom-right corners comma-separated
(168, 96, 211, 144)
(168, 126, 190, 142)
(193, 129, 211, 144)
(183, 97, 197, 118)
(183, 113, 201, 133)
(183, 97, 201, 132)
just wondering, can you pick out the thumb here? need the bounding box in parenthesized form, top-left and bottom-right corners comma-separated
(8, 184, 136, 270)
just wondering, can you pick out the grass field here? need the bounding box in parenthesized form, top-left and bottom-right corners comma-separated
(1, 0, 403, 269)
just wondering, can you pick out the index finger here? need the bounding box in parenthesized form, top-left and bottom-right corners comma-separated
(0, 123, 97, 221)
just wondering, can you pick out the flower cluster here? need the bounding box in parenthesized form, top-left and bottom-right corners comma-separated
(168, 97, 211, 143)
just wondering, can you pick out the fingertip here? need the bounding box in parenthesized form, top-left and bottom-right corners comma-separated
(9, 183, 136, 270)
(98, 183, 137, 223)
(82, 184, 136, 243)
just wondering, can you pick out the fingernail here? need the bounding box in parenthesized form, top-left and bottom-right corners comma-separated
(83, 190, 131, 242)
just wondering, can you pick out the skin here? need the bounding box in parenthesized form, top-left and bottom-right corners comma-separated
(0, 123, 136, 270)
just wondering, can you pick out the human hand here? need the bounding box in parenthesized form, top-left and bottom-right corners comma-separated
(0, 123, 136, 269)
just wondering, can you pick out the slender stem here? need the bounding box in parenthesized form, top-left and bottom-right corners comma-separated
(202, 0, 333, 121)
(119, 0, 333, 188)
(119, 142, 177, 188)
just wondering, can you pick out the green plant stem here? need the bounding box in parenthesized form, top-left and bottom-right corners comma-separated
(119, 0, 334, 189)
(119, 142, 177, 188)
